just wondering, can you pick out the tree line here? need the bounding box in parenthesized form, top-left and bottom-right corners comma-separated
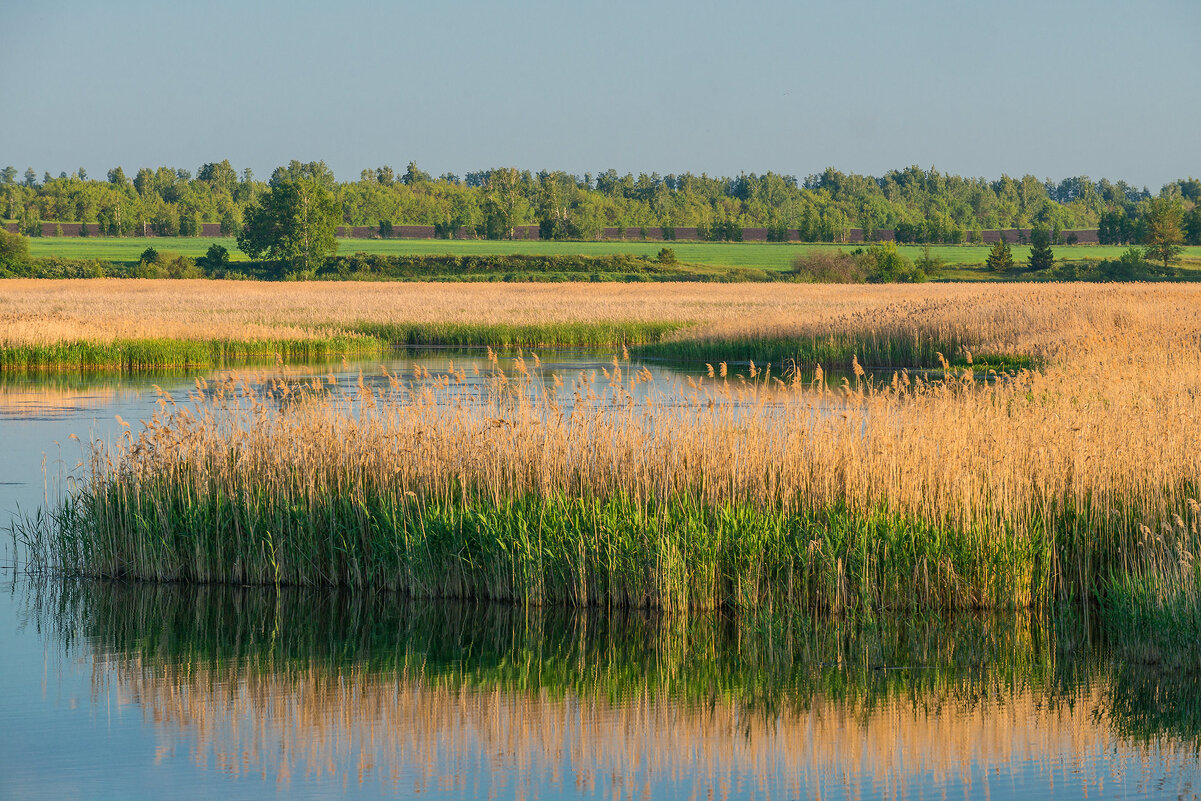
(2, 160, 1199, 247)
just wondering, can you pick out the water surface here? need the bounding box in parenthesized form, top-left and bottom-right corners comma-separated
(2, 352, 1198, 800)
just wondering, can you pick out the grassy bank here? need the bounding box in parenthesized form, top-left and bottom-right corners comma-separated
(637, 330, 1034, 370)
(26, 235, 1201, 274)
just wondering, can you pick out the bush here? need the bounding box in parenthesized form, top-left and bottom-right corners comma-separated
(161, 251, 200, 279)
(857, 242, 927, 283)
(914, 246, 947, 279)
(198, 244, 231, 275)
(139, 247, 159, 264)
(2, 256, 112, 279)
(0, 229, 31, 271)
(791, 249, 865, 283)
(656, 247, 677, 264)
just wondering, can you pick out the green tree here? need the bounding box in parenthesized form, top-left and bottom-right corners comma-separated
(1184, 206, 1201, 246)
(1142, 196, 1185, 269)
(198, 244, 231, 274)
(237, 172, 340, 275)
(480, 167, 523, 239)
(0, 229, 30, 271)
(985, 237, 1014, 272)
(1027, 227, 1054, 271)
(107, 166, 129, 188)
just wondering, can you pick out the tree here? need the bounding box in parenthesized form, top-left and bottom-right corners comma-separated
(198, 244, 231, 274)
(1184, 206, 1201, 246)
(0, 229, 30, 271)
(1027, 227, 1054, 271)
(0, 166, 15, 185)
(985, 238, 1014, 272)
(1142, 196, 1185, 269)
(197, 160, 238, 195)
(480, 167, 523, 239)
(237, 172, 340, 275)
(107, 166, 129, 188)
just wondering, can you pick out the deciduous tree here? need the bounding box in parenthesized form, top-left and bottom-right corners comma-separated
(237, 170, 340, 275)
(1143, 196, 1184, 269)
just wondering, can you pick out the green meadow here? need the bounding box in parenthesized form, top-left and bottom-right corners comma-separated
(27, 236, 1201, 276)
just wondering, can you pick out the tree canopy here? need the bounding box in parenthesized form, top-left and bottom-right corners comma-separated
(3, 160, 1200, 247)
(236, 162, 339, 274)
(1142, 196, 1185, 269)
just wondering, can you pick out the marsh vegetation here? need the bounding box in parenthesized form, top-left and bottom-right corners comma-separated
(11, 284, 1199, 641)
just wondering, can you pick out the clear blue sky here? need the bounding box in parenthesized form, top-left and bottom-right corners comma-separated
(2, 0, 1198, 188)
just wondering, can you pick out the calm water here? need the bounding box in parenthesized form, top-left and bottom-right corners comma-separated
(2, 352, 1199, 801)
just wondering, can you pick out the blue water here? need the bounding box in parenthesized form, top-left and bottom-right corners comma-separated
(1, 354, 1198, 801)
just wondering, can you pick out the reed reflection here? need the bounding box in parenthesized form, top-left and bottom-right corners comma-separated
(29, 582, 1201, 800)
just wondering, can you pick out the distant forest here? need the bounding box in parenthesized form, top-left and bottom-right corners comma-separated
(2, 161, 1199, 245)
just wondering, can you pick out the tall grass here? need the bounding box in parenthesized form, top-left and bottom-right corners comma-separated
(14, 284, 1201, 618)
(25, 323, 1201, 617)
(355, 320, 685, 349)
(0, 334, 381, 370)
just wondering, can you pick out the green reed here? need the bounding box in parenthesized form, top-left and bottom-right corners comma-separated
(0, 334, 382, 371)
(636, 329, 1033, 370)
(40, 485, 1054, 612)
(354, 320, 687, 349)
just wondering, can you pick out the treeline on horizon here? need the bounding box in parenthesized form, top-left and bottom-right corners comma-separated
(2, 161, 1200, 246)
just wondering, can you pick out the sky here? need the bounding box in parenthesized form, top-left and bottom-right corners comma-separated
(1, 0, 1198, 189)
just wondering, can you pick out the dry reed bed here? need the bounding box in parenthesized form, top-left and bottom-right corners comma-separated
(3, 279, 1197, 357)
(22, 284, 1201, 614)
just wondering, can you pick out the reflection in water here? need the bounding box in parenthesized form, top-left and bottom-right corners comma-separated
(31, 582, 1201, 800)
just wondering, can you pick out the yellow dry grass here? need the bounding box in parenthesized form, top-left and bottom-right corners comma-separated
(2, 278, 1196, 360)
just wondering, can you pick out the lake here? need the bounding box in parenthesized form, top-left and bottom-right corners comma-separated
(2, 351, 1199, 800)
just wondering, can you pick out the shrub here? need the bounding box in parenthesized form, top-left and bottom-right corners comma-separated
(857, 242, 927, 283)
(0, 229, 31, 271)
(160, 251, 200, 279)
(139, 247, 159, 264)
(198, 244, 231, 275)
(656, 247, 677, 265)
(914, 246, 947, 279)
(791, 249, 865, 283)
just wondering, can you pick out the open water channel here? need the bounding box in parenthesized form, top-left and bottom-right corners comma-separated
(1, 350, 1199, 800)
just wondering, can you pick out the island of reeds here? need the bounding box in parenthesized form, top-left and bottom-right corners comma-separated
(16, 284, 1201, 643)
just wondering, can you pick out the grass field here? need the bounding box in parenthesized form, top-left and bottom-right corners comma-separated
(27, 236, 1201, 274)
